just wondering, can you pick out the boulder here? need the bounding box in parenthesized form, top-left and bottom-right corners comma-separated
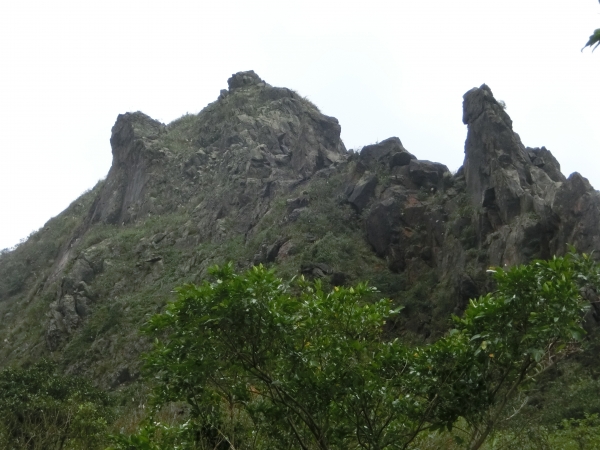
(300, 262, 333, 279)
(266, 238, 289, 263)
(227, 70, 264, 90)
(348, 174, 378, 212)
(286, 196, 309, 212)
(390, 151, 415, 168)
(408, 160, 449, 189)
(360, 137, 414, 166)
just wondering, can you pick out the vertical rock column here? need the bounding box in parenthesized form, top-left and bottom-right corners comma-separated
(462, 84, 534, 224)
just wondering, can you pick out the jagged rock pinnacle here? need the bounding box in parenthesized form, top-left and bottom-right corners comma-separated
(461, 83, 600, 266)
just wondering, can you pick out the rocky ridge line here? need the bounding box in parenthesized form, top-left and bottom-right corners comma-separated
(0, 73, 599, 385)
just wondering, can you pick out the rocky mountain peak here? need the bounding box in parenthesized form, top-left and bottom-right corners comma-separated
(87, 71, 347, 228)
(227, 70, 265, 91)
(2, 76, 600, 382)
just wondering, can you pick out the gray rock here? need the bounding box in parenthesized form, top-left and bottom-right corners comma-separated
(301, 262, 333, 279)
(266, 238, 289, 263)
(408, 160, 449, 189)
(276, 240, 296, 261)
(288, 207, 307, 222)
(89, 112, 165, 224)
(390, 151, 415, 168)
(227, 70, 264, 90)
(8, 69, 600, 382)
(348, 174, 378, 212)
(360, 137, 412, 165)
(286, 196, 309, 212)
(462, 84, 547, 227)
(552, 173, 600, 255)
(526, 147, 565, 183)
(46, 294, 81, 351)
(365, 198, 398, 256)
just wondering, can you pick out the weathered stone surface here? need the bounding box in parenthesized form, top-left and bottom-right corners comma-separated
(276, 240, 295, 261)
(46, 294, 81, 351)
(360, 137, 412, 165)
(54, 79, 600, 346)
(552, 173, 600, 255)
(526, 147, 565, 183)
(286, 195, 309, 212)
(266, 237, 289, 263)
(365, 198, 398, 256)
(89, 112, 165, 225)
(301, 262, 333, 279)
(348, 174, 378, 212)
(462, 84, 534, 221)
(227, 70, 264, 90)
(390, 151, 415, 168)
(88, 72, 347, 232)
(408, 160, 449, 189)
(461, 84, 600, 264)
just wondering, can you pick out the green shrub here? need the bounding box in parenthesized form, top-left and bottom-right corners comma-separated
(0, 360, 112, 449)
(136, 254, 595, 450)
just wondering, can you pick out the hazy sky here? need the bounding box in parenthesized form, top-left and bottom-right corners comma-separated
(1, 0, 599, 250)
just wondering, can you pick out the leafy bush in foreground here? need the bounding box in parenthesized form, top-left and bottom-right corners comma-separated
(114, 254, 596, 449)
(0, 360, 112, 450)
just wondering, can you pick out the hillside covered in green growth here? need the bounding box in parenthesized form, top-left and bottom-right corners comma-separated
(2, 71, 600, 448)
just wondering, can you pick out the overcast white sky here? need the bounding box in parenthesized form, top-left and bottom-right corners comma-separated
(1, 0, 599, 250)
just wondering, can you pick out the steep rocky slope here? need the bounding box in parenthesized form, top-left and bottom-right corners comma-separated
(1, 72, 599, 387)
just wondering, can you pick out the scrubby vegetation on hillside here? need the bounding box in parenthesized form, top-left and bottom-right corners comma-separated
(3, 255, 598, 449)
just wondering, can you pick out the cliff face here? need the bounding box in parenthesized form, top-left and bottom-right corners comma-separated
(0, 73, 598, 385)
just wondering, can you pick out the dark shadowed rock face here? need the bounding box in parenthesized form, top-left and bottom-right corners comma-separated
(2, 72, 600, 381)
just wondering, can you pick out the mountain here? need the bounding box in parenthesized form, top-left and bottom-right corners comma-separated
(1, 71, 599, 389)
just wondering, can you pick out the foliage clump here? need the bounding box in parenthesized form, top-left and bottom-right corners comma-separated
(0, 360, 112, 449)
(115, 253, 597, 449)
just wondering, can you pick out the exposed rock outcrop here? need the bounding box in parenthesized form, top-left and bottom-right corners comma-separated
(88, 73, 347, 233)
(462, 84, 600, 264)
(345, 83, 600, 333)
(89, 112, 165, 225)
(46, 243, 107, 350)
(227, 70, 265, 91)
